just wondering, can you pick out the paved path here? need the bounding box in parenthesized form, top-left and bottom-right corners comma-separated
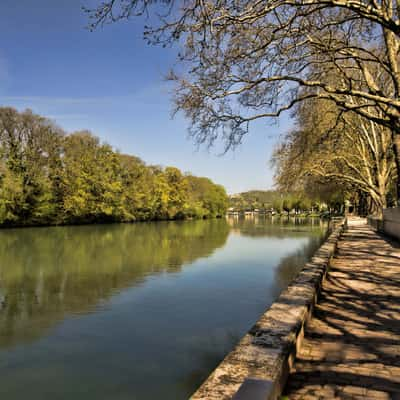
(284, 220, 400, 399)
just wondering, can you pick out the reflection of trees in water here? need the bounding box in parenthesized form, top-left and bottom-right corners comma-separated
(0, 219, 229, 348)
(177, 331, 241, 397)
(180, 223, 328, 398)
(226, 216, 327, 237)
(272, 234, 328, 299)
(0, 217, 328, 350)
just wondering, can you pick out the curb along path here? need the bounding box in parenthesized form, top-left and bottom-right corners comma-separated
(284, 219, 400, 399)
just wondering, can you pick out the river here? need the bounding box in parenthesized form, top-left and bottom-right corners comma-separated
(0, 216, 327, 399)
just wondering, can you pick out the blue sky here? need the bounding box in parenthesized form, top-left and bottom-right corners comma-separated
(0, 0, 293, 194)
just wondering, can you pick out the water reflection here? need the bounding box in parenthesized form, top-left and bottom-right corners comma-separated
(0, 220, 229, 348)
(0, 217, 328, 400)
(226, 215, 326, 237)
(272, 233, 328, 298)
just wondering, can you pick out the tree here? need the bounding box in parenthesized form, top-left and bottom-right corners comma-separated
(185, 175, 228, 218)
(272, 197, 283, 214)
(0, 107, 63, 225)
(282, 196, 294, 215)
(118, 153, 148, 220)
(164, 166, 188, 218)
(61, 131, 127, 223)
(87, 2, 399, 139)
(273, 99, 396, 215)
(86, 0, 400, 202)
(0, 107, 228, 226)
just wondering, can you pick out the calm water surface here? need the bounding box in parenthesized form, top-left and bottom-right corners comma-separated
(0, 217, 327, 399)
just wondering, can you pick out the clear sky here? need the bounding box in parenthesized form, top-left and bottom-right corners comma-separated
(0, 0, 293, 194)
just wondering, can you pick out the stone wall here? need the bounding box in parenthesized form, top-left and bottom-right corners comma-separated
(368, 208, 400, 240)
(190, 221, 345, 400)
(381, 208, 400, 240)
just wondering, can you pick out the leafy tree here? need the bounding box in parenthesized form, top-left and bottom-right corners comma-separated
(282, 197, 293, 215)
(163, 167, 188, 219)
(0, 107, 228, 226)
(118, 153, 148, 220)
(61, 131, 126, 223)
(185, 175, 228, 218)
(272, 197, 282, 214)
(0, 108, 63, 225)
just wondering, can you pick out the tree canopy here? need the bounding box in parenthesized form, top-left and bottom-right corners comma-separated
(0, 107, 228, 226)
(273, 99, 396, 215)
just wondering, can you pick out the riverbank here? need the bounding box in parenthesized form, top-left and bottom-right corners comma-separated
(0, 213, 225, 229)
(226, 212, 335, 218)
(0, 210, 330, 230)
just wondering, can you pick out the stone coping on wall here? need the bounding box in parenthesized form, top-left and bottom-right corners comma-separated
(190, 220, 345, 400)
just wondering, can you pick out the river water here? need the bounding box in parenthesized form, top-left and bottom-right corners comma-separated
(0, 217, 327, 399)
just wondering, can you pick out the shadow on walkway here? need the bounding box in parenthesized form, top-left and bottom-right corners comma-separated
(284, 224, 400, 399)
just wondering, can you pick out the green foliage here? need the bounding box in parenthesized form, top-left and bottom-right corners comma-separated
(186, 175, 228, 218)
(229, 190, 281, 211)
(0, 107, 228, 226)
(229, 190, 317, 214)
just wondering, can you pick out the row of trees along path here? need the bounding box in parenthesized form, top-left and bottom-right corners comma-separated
(284, 218, 400, 399)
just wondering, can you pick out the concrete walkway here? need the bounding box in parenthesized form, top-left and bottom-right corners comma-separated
(284, 219, 400, 399)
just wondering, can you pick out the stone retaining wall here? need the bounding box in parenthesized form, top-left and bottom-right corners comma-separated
(368, 208, 400, 241)
(382, 208, 400, 240)
(190, 220, 345, 400)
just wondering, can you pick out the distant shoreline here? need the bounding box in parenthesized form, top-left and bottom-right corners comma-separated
(0, 214, 225, 230)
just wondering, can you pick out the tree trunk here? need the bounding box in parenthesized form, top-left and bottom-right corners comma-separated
(374, 194, 387, 219)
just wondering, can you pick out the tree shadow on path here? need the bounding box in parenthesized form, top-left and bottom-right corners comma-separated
(284, 225, 400, 399)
